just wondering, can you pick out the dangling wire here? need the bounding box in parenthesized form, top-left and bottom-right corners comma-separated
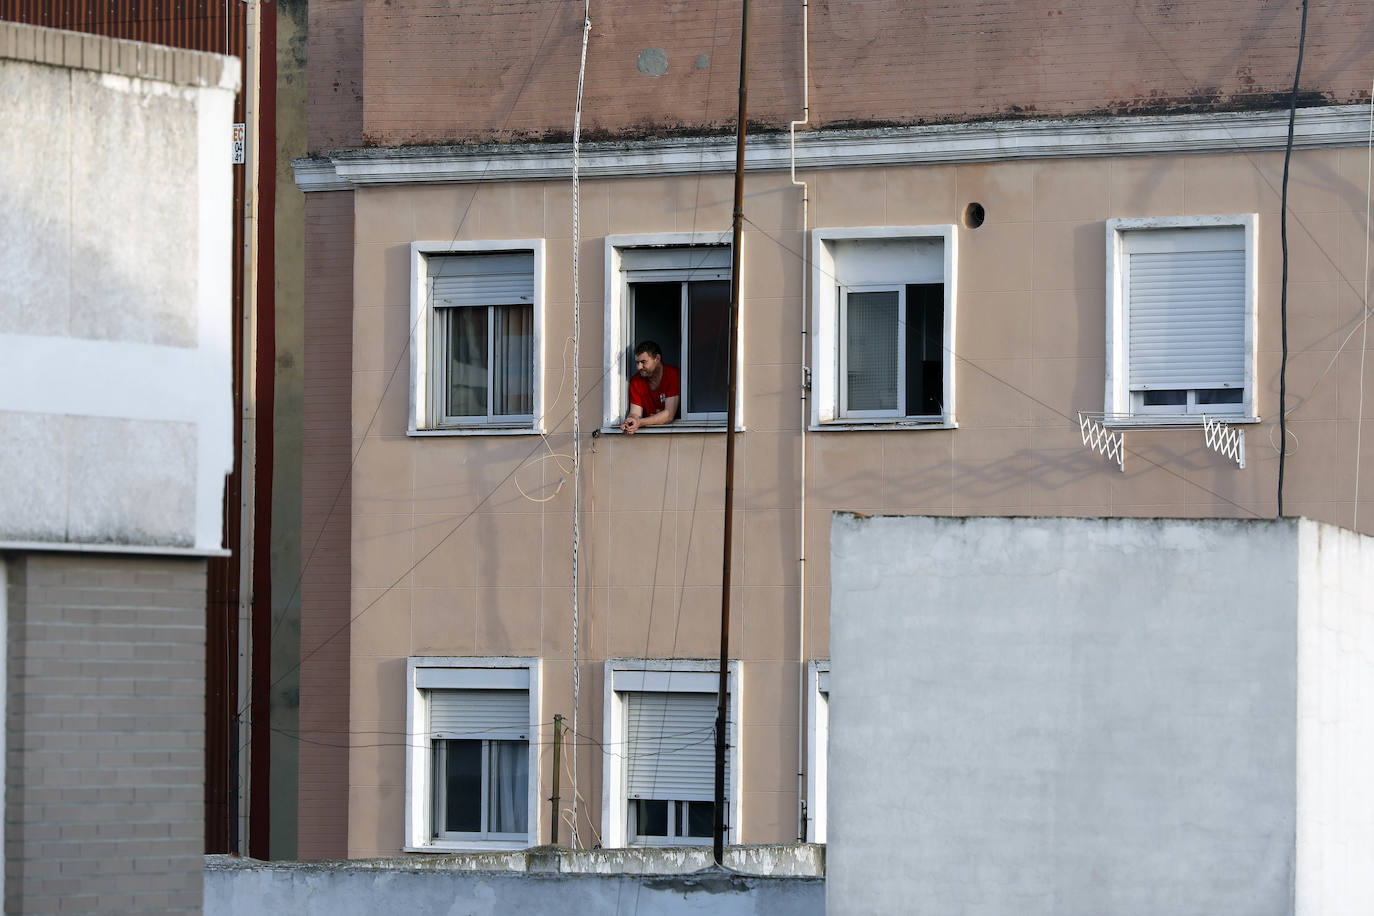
(1354, 76, 1374, 531)
(568, 0, 592, 849)
(1277, 0, 1308, 518)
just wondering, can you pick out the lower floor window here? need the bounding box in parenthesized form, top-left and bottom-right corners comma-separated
(631, 799, 714, 840)
(433, 738, 528, 838)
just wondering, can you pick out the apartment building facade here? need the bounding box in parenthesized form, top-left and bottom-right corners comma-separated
(293, 0, 1374, 858)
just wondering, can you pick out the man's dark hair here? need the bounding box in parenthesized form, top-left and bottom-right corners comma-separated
(634, 340, 662, 359)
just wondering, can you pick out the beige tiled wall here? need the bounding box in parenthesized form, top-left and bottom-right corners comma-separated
(342, 147, 1374, 853)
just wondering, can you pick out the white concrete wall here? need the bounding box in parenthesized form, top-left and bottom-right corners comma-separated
(0, 39, 236, 552)
(1295, 519, 1374, 915)
(204, 854, 824, 915)
(829, 515, 1308, 916)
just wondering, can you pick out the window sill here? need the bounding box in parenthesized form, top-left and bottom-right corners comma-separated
(409, 426, 546, 438)
(809, 419, 955, 432)
(1101, 415, 1259, 429)
(404, 839, 532, 854)
(598, 423, 744, 435)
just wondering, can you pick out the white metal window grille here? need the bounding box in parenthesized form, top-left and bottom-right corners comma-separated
(1122, 226, 1247, 417)
(429, 252, 535, 426)
(427, 688, 530, 841)
(625, 690, 721, 844)
(625, 246, 731, 423)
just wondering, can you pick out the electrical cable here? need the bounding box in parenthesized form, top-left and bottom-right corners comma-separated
(569, 0, 593, 850)
(1278, 0, 1310, 518)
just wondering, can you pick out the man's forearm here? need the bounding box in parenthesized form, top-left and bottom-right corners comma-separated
(639, 407, 674, 427)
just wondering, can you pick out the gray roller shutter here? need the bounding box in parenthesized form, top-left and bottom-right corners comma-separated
(626, 691, 719, 801)
(431, 253, 534, 307)
(621, 245, 730, 281)
(1125, 227, 1246, 391)
(428, 689, 529, 740)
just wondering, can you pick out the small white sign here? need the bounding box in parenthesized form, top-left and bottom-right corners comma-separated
(232, 123, 245, 165)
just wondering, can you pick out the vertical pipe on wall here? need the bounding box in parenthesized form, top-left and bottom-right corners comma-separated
(249, 0, 279, 862)
(237, 0, 263, 857)
(788, 0, 811, 844)
(715, 0, 751, 866)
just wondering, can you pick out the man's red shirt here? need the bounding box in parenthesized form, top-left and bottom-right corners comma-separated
(629, 364, 681, 420)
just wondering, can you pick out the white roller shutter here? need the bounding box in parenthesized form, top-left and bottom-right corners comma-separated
(1125, 227, 1246, 391)
(431, 252, 534, 307)
(428, 689, 529, 740)
(621, 245, 730, 281)
(626, 691, 720, 802)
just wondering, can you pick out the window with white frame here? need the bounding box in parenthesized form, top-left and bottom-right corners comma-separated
(805, 661, 829, 844)
(405, 658, 540, 851)
(410, 242, 544, 433)
(601, 661, 741, 847)
(811, 228, 957, 427)
(1106, 216, 1257, 421)
(603, 235, 733, 429)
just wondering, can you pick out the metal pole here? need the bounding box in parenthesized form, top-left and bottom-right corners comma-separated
(714, 0, 751, 867)
(551, 714, 563, 845)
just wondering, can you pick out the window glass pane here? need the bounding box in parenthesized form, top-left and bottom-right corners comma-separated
(492, 304, 533, 416)
(846, 290, 899, 412)
(444, 308, 488, 417)
(630, 283, 682, 373)
(1142, 389, 1187, 406)
(440, 739, 482, 833)
(487, 740, 528, 834)
(1196, 388, 1243, 405)
(683, 801, 714, 838)
(634, 799, 669, 837)
(905, 283, 944, 416)
(687, 280, 730, 415)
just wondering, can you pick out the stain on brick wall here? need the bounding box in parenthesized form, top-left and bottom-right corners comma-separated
(305, 0, 1374, 151)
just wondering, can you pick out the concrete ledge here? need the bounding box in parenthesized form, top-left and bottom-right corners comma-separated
(0, 21, 239, 91)
(205, 849, 825, 916)
(206, 843, 824, 877)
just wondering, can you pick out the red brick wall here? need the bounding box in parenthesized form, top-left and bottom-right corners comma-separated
(296, 191, 354, 859)
(307, 0, 363, 152)
(331, 0, 1374, 149)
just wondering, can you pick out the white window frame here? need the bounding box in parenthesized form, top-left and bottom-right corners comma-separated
(409, 240, 546, 436)
(600, 658, 742, 848)
(602, 233, 744, 433)
(811, 226, 958, 430)
(805, 660, 830, 844)
(1105, 215, 1258, 426)
(404, 657, 541, 852)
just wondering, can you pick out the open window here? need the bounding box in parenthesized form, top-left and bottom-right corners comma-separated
(410, 241, 545, 434)
(604, 234, 735, 430)
(405, 658, 540, 851)
(1105, 216, 1257, 423)
(601, 660, 741, 847)
(812, 227, 957, 428)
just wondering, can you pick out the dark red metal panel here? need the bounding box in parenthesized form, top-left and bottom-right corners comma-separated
(0, 0, 250, 856)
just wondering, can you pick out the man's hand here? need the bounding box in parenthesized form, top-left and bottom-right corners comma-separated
(621, 415, 641, 434)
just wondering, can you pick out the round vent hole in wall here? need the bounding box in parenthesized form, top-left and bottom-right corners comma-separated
(962, 202, 986, 229)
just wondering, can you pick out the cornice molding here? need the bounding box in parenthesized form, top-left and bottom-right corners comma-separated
(293, 105, 1372, 192)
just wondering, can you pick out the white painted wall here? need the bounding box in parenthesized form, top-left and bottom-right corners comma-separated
(829, 515, 1374, 916)
(0, 58, 235, 552)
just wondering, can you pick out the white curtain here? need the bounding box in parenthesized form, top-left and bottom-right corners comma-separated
(493, 305, 534, 416)
(488, 740, 528, 834)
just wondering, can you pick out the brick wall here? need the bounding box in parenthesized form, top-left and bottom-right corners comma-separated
(336, 0, 1374, 148)
(295, 191, 354, 859)
(4, 553, 206, 915)
(306, 0, 362, 153)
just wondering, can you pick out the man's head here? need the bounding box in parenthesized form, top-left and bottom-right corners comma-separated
(633, 340, 663, 379)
